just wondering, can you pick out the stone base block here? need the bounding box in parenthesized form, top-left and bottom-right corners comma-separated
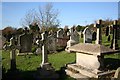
(35, 63, 59, 79)
(65, 69, 89, 79)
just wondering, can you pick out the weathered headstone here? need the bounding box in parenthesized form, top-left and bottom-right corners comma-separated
(106, 26, 109, 36)
(92, 32, 97, 41)
(19, 33, 33, 53)
(94, 19, 102, 44)
(65, 27, 79, 52)
(36, 31, 58, 79)
(83, 27, 92, 43)
(3, 37, 17, 70)
(110, 20, 119, 50)
(47, 34, 57, 53)
(57, 29, 63, 39)
(57, 29, 69, 49)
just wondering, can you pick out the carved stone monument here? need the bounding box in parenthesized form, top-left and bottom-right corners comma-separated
(65, 43, 119, 79)
(35, 31, 58, 79)
(94, 19, 102, 44)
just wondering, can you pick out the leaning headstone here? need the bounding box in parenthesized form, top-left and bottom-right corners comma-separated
(94, 19, 102, 44)
(83, 27, 92, 43)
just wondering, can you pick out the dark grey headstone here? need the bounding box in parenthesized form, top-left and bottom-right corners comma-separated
(19, 33, 33, 53)
(106, 26, 109, 36)
(92, 32, 96, 41)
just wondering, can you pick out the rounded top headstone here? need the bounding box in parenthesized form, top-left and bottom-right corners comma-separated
(113, 20, 118, 25)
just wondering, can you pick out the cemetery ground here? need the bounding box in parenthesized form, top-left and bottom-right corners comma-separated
(2, 34, 120, 80)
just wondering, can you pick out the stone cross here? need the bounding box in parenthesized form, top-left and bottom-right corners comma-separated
(94, 19, 102, 44)
(110, 20, 119, 50)
(41, 31, 48, 66)
(3, 36, 17, 70)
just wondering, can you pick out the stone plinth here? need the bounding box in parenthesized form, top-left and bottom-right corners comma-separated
(65, 43, 119, 79)
(76, 53, 100, 70)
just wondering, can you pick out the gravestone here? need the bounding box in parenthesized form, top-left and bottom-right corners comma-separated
(106, 26, 109, 36)
(110, 20, 119, 50)
(65, 27, 79, 52)
(83, 27, 92, 43)
(57, 29, 69, 49)
(36, 31, 58, 79)
(94, 19, 102, 44)
(65, 43, 119, 79)
(3, 36, 17, 70)
(47, 34, 57, 53)
(19, 33, 33, 53)
(92, 32, 97, 41)
(57, 29, 64, 39)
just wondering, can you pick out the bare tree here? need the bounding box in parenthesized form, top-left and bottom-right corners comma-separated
(21, 3, 60, 31)
(38, 3, 60, 30)
(21, 9, 40, 27)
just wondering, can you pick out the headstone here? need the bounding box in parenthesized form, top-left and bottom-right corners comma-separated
(65, 27, 79, 52)
(94, 19, 102, 44)
(57, 29, 69, 49)
(57, 29, 64, 39)
(106, 26, 109, 36)
(92, 32, 97, 41)
(41, 31, 48, 65)
(47, 34, 57, 53)
(19, 33, 33, 53)
(3, 37, 17, 70)
(0, 35, 6, 50)
(110, 20, 119, 50)
(83, 27, 92, 43)
(36, 31, 58, 79)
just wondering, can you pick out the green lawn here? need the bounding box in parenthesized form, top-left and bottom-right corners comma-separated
(2, 50, 76, 80)
(1, 34, 120, 80)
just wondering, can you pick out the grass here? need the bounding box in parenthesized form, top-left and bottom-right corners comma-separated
(1, 34, 120, 80)
(2, 50, 75, 80)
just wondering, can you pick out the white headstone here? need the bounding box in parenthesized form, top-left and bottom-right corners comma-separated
(57, 29, 64, 38)
(83, 27, 92, 43)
